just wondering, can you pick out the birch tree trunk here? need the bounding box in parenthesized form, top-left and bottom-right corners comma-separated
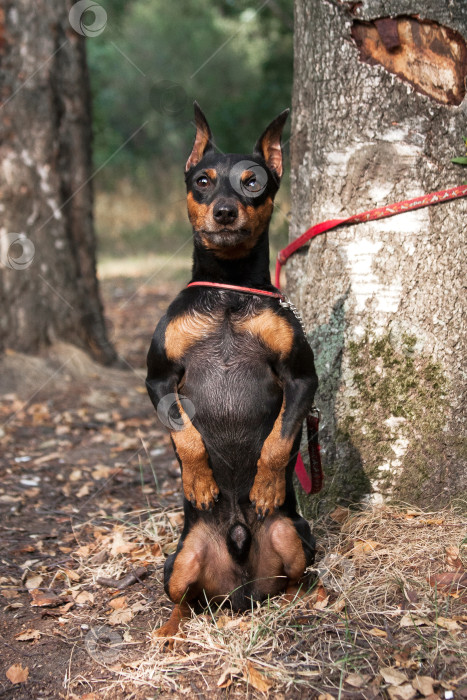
(290, 0, 467, 511)
(0, 0, 115, 364)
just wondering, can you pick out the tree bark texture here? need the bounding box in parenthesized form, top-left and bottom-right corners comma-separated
(0, 0, 115, 364)
(290, 0, 467, 511)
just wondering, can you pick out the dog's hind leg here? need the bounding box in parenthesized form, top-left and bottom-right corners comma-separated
(154, 529, 205, 646)
(254, 515, 314, 600)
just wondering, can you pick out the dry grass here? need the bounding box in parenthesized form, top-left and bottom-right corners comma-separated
(69, 504, 466, 698)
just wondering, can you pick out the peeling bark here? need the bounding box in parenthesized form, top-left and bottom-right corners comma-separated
(0, 0, 115, 364)
(290, 0, 467, 511)
(352, 16, 467, 105)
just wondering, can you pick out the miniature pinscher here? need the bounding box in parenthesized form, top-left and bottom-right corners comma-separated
(146, 103, 318, 640)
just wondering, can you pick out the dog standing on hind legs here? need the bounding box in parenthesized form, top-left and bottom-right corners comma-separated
(146, 103, 318, 640)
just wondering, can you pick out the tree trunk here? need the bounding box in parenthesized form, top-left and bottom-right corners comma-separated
(0, 0, 115, 364)
(290, 0, 467, 511)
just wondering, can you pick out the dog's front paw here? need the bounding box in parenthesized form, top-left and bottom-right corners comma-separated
(183, 468, 219, 510)
(249, 468, 285, 520)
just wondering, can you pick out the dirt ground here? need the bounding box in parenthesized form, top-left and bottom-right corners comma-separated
(0, 275, 466, 699)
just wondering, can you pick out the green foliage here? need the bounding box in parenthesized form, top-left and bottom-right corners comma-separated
(88, 0, 293, 185)
(451, 137, 467, 170)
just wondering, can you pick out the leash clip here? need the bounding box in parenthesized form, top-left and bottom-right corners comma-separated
(310, 405, 320, 421)
(279, 295, 307, 336)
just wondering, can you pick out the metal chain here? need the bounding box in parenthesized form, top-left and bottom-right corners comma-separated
(279, 295, 308, 336)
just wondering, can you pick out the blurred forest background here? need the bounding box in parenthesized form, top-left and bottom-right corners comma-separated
(89, 0, 293, 280)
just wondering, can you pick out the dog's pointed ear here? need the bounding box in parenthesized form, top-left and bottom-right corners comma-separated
(253, 108, 289, 179)
(185, 102, 215, 172)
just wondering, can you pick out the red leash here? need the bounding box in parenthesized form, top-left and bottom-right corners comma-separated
(275, 184, 467, 287)
(186, 280, 284, 300)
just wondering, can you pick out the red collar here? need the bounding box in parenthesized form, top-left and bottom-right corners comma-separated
(186, 281, 285, 301)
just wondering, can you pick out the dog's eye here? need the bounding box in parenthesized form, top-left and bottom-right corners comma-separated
(196, 175, 209, 188)
(244, 177, 261, 192)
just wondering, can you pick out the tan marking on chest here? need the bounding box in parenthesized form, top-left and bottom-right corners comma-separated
(165, 311, 220, 361)
(235, 308, 293, 359)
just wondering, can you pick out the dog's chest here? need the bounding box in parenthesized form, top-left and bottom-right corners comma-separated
(164, 302, 293, 364)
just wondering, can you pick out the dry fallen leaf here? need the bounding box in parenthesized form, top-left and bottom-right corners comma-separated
(387, 683, 417, 700)
(311, 581, 329, 610)
(216, 616, 249, 631)
(428, 572, 467, 591)
(108, 608, 133, 625)
(110, 528, 136, 556)
(445, 545, 464, 570)
(419, 519, 444, 526)
(368, 627, 388, 638)
(92, 464, 114, 480)
(73, 590, 94, 605)
(2, 588, 19, 599)
(244, 661, 273, 693)
(329, 506, 351, 523)
(331, 596, 346, 612)
(345, 672, 371, 688)
(349, 540, 381, 556)
(412, 676, 435, 696)
(380, 667, 409, 686)
(64, 569, 80, 582)
(6, 663, 29, 684)
(58, 601, 74, 614)
(15, 629, 41, 642)
(76, 483, 91, 498)
(109, 596, 127, 610)
(313, 595, 329, 611)
(400, 613, 432, 628)
(435, 616, 461, 632)
(30, 588, 60, 608)
(217, 664, 242, 689)
(24, 575, 43, 590)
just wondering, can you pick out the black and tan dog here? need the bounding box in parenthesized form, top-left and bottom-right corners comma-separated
(146, 103, 318, 639)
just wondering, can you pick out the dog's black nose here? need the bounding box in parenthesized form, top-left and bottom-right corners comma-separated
(213, 201, 238, 225)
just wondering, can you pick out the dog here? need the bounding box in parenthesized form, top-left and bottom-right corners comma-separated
(146, 103, 318, 640)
